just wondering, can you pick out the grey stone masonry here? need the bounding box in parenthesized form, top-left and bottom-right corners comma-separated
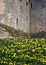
(29, 0, 46, 33)
(0, 0, 46, 35)
(0, 0, 30, 33)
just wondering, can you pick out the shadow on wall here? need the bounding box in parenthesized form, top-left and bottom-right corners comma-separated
(31, 31, 46, 38)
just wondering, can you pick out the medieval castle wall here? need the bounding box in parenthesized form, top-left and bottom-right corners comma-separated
(0, 0, 46, 35)
(0, 0, 30, 33)
(30, 0, 46, 33)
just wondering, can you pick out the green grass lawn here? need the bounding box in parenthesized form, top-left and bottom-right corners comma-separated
(0, 38, 46, 65)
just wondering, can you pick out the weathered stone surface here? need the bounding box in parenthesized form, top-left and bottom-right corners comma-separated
(0, 0, 30, 33)
(0, 0, 46, 37)
(30, 0, 46, 34)
(0, 27, 12, 38)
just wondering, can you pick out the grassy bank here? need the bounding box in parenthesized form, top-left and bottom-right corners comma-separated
(0, 38, 46, 65)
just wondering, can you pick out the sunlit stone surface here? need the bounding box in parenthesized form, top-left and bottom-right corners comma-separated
(0, 0, 46, 37)
(0, 27, 12, 38)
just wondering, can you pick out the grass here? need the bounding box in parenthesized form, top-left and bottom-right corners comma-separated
(0, 38, 46, 65)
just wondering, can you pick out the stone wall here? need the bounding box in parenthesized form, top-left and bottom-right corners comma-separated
(0, 0, 30, 33)
(0, 0, 46, 35)
(29, 0, 46, 34)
